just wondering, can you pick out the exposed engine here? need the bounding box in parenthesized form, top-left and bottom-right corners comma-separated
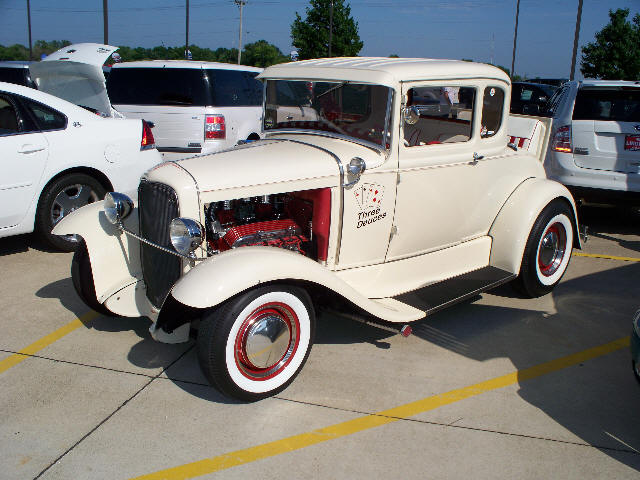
(204, 189, 331, 261)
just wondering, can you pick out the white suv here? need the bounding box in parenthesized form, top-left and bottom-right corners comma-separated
(106, 61, 264, 158)
(544, 80, 640, 204)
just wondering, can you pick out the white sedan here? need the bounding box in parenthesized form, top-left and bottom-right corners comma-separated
(0, 81, 162, 250)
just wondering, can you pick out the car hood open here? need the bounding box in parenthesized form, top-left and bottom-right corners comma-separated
(29, 43, 118, 117)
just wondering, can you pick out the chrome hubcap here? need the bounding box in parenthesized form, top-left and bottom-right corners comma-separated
(50, 184, 99, 225)
(538, 222, 567, 276)
(235, 302, 299, 380)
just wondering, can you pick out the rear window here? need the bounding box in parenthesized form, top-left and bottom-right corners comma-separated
(0, 67, 30, 87)
(107, 67, 262, 107)
(107, 68, 210, 106)
(573, 88, 640, 122)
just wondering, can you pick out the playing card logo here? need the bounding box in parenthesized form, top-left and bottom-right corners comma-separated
(354, 183, 384, 210)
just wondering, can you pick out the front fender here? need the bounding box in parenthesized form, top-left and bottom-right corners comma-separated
(169, 246, 424, 324)
(52, 201, 147, 314)
(488, 177, 580, 274)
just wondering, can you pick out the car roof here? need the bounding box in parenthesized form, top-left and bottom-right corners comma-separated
(0, 80, 99, 119)
(112, 60, 262, 72)
(573, 79, 640, 89)
(0, 61, 33, 68)
(259, 57, 510, 88)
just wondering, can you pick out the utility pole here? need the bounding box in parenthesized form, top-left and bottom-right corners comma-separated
(235, 0, 246, 64)
(185, 0, 190, 59)
(570, 0, 583, 80)
(103, 0, 108, 45)
(328, 1, 334, 57)
(511, 0, 520, 79)
(27, 0, 33, 60)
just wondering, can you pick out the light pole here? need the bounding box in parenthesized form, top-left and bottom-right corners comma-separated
(185, 0, 190, 59)
(570, 0, 583, 80)
(511, 0, 520, 79)
(235, 0, 246, 64)
(103, 0, 108, 45)
(27, 0, 33, 60)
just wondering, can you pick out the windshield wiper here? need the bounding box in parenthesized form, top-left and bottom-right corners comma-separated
(316, 81, 348, 99)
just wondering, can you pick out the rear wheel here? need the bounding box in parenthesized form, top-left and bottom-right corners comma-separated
(197, 285, 315, 401)
(514, 201, 574, 297)
(36, 173, 107, 251)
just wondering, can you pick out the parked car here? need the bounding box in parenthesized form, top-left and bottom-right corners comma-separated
(632, 309, 640, 384)
(106, 60, 264, 156)
(510, 81, 556, 115)
(544, 80, 640, 205)
(55, 58, 580, 401)
(526, 78, 568, 88)
(0, 81, 161, 250)
(0, 61, 37, 89)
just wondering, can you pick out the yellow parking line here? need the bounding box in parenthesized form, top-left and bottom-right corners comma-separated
(131, 336, 630, 480)
(0, 310, 99, 375)
(573, 252, 640, 262)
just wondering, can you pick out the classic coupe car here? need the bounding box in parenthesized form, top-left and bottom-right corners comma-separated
(54, 58, 581, 400)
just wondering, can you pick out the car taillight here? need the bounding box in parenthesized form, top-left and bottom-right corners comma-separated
(205, 115, 225, 140)
(141, 121, 155, 150)
(551, 125, 572, 153)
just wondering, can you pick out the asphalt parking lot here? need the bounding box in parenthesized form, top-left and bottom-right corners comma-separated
(1, 205, 640, 480)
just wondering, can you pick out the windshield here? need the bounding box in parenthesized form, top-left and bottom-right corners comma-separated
(264, 80, 392, 148)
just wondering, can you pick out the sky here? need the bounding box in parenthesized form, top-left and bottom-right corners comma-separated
(1, 0, 639, 79)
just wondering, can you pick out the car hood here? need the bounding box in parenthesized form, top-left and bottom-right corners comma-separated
(29, 43, 118, 116)
(145, 135, 386, 198)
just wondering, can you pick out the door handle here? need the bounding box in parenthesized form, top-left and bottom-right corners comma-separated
(471, 152, 484, 164)
(18, 144, 45, 154)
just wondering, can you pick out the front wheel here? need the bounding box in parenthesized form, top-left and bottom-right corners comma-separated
(197, 286, 315, 401)
(514, 201, 574, 298)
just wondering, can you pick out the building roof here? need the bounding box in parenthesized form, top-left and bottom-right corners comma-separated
(259, 57, 510, 87)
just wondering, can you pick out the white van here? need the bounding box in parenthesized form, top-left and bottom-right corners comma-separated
(106, 61, 264, 156)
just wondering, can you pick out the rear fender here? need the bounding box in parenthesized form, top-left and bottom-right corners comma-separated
(489, 177, 580, 274)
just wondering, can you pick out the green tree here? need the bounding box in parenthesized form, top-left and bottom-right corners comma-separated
(581, 8, 640, 80)
(291, 0, 363, 60)
(242, 40, 289, 67)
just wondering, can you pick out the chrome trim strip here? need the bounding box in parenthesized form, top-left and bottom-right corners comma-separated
(116, 224, 203, 263)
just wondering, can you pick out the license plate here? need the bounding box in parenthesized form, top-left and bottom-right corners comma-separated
(625, 135, 640, 151)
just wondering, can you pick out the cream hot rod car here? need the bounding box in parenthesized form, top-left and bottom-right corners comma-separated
(55, 58, 580, 401)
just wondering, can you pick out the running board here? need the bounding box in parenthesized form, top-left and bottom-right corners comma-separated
(392, 266, 516, 317)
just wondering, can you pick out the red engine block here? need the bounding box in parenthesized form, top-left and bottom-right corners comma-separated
(218, 219, 308, 254)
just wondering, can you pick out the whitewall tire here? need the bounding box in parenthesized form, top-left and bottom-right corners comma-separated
(197, 285, 315, 401)
(514, 201, 574, 298)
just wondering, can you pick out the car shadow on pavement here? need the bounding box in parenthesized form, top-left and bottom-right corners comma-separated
(0, 233, 60, 256)
(412, 261, 640, 471)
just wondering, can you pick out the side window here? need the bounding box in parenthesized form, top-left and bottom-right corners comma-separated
(244, 72, 264, 106)
(0, 96, 20, 135)
(210, 69, 261, 107)
(481, 86, 505, 138)
(22, 99, 67, 131)
(403, 86, 475, 147)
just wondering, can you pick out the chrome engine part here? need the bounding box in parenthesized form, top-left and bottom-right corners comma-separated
(204, 193, 313, 257)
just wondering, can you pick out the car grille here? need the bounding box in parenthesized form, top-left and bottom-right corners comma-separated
(138, 180, 181, 308)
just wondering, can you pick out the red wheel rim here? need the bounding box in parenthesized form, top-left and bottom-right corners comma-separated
(234, 302, 300, 381)
(538, 222, 567, 277)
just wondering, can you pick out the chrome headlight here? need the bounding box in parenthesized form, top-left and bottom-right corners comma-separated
(170, 218, 204, 256)
(633, 309, 640, 337)
(104, 192, 134, 225)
